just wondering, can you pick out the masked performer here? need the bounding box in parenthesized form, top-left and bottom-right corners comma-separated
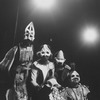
(29, 44, 60, 100)
(54, 50, 72, 87)
(60, 70, 90, 100)
(5, 22, 35, 100)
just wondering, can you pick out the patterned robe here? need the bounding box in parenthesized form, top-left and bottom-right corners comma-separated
(6, 63, 32, 100)
(49, 83, 90, 100)
(6, 43, 34, 100)
(60, 84, 90, 100)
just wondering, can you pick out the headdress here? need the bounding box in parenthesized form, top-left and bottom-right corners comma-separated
(55, 50, 65, 60)
(55, 50, 66, 63)
(24, 22, 35, 41)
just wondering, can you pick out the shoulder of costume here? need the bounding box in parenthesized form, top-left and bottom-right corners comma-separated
(32, 59, 41, 69)
(64, 64, 71, 70)
(79, 83, 90, 96)
(48, 61, 55, 69)
(33, 59, 40, 65)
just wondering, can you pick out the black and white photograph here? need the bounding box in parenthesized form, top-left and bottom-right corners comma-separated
(0, 0, 100, 100)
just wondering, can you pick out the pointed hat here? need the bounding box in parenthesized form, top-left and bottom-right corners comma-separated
(24, 22, 35, 41)
(55, 50, 65, 60)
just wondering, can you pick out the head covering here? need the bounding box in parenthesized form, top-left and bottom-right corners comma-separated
(55, 50, 65, 60)
(55, 50, 66, 64)
(24, 22, 35, 41)
(37, 44, 52, 57)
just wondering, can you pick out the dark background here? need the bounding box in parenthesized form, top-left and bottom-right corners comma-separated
(0, 0, 100, 99)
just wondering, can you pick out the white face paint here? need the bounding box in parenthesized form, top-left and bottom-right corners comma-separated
(24, 22, 35, 41)
(70, 71, 80, 83)
(55, 58, 65, 64)
(55, 50, 66, 64)
(39, 44, 52, 57)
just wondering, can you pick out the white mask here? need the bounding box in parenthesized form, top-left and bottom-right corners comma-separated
(37, 44, 52, 57)
(55, 50, 66, 64)
(70, 71, 80, 83)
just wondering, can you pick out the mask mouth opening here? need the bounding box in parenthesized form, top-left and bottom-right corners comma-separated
(73, 78, 79, 81)
(71, 77, 80, 84)
(41, 55, 50, 60)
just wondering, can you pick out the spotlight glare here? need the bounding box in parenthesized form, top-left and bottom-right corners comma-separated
(33, 0, 56, 11)
(81, 26, 99, 46)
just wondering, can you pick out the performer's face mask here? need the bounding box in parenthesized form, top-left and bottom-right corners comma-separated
(41, 50, 51, 57)
(55, 50, 66, 65)
(38, 44, 52, 59)
(55, 59, 65, 65)
(70, 71, 80, 84)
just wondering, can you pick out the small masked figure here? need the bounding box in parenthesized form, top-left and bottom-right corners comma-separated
(30, 44, 60, 100)
(60, 70, 90, 100)
(54, 50, 71, 87)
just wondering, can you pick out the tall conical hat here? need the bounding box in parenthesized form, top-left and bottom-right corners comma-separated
(55, 50, 65, 60)
(24, 22, 35, 41)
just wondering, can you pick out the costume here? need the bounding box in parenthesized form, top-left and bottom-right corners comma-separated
(49, 70, 90, 100)
(59, 70, 90, 100)
(54, 50, 71, 87)
(30, 44, 60, 100)
(0, 46, 18, 100)
(6, 22, 35, 100)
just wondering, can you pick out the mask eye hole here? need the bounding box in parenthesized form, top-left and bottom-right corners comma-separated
(41, 52, 44, 54)
(76, 75, 79, 77)
(71, 75, 74, 78)
(46, 51, 49, 54)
